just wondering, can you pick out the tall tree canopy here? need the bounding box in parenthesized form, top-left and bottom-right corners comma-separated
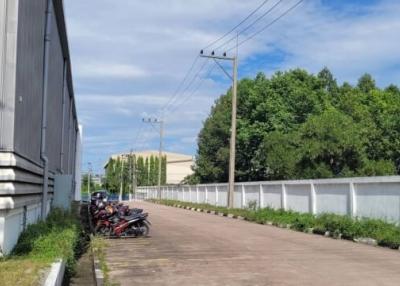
(190, 68, 400, 183)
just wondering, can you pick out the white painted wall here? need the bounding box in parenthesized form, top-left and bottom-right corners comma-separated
(0, 201, 47, 255)
(137, 176, 400, 224)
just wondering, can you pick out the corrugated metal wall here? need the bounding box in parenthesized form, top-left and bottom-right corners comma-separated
(0, 0, 6, 148)
(45, 10, 64, 173)
(14, 0, 46, 163)
(12, 0, 78, 176)
(0, 0, 18, 150)
(62, 85, 71, 172)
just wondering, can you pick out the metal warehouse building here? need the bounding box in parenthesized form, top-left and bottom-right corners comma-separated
(0, 0, 81, 255)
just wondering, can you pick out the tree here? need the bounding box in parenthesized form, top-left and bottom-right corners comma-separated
(149, 156, 156, 185)
(144, 157, 149, 185)
(136, 156, 145, 186)
(81, 173, 95, 193)
(357, 73, 376, 93)
(161, 155, 167, 185)
(192, 68, 400, 183)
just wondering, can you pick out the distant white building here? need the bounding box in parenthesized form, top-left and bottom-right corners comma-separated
(106, 150, 194, 185)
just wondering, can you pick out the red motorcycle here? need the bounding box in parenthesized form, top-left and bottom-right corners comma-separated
(95, 208, 151, 237)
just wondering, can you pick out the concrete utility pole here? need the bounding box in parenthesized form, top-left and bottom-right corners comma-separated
(200, 36, 238, 208)
(142, 118, 164, 199)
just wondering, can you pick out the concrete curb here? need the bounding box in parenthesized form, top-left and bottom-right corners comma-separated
(354, 237, 378, 247)
(93, 258, 104, 286)
(90, 236, 105, 286)
(43, 259, 65, 286)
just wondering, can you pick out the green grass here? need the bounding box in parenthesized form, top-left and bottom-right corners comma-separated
(0, 207, 85, 286)
(91, 236, 119, 286)
(150, 199, 400, 250)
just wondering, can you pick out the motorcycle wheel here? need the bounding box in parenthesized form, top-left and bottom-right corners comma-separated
(95, 225, 111, 236)
(139, 222, 149, 237)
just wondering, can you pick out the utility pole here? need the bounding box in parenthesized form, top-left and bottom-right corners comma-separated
(142, 118, 164, 199)
(200, 35, 238, 208)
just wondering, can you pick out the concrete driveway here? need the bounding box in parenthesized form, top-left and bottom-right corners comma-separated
(105, 201, 400, 286)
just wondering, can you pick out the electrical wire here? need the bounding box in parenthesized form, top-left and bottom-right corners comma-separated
(226, 0, 304, 52)
(202, 0, 271, 50)
(162, 58, 210, 114)
(167, 61, 216, 116)
(159, 55, 200, 115)
(160, 0, 275, 119)
(213, 0, 284, 51)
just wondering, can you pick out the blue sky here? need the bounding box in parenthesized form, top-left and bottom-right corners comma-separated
(64, 0, 400, 174)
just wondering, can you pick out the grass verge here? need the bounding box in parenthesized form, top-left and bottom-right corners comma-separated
(91, 235, 119, 286)
(0, 207, 85, 285)
(150, 199, 400, 250)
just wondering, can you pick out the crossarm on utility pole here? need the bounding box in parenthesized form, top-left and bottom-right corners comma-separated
(213, 58, 233, 81)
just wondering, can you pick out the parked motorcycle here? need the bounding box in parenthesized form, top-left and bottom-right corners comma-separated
(89, 192, 150, 237)
(95, 211, 151, 237)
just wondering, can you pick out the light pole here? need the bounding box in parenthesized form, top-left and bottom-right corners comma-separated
(142, 117, 164, 199)
(200, 44, 238, 208)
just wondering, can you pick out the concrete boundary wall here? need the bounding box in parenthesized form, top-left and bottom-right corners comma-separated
(136, 176, 400, 223)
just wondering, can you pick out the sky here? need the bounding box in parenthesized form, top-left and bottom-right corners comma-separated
(64, 0, 400, 174)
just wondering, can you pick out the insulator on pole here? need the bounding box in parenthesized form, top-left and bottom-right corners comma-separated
(200, 49, 204, 55)
(211, 50, 215, 56)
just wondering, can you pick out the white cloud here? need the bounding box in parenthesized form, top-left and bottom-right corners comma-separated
(74, 63, 148, 79)
(64, 0, 400, 173)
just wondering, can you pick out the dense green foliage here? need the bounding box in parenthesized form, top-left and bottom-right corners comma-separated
(105, 154, 167, 193)
(81, 173, 102, 194)
(152, 199, 400, 249)
(190, 68, 400, 183)
(0, 208, 84, 284)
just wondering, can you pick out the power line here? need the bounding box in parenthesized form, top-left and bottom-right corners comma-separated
(202, 0, 271, 50)
(214, 0, 284, 51)
(167, 61, 217, 116)
(226, 0, 304, 52)
(160, 0, 275, 119)
(132, 123, 144, 151)
(162, 58, 210, 114)
(159, 55, 200, 115)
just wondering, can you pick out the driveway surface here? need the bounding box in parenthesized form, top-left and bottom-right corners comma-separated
(105, 201, 400, 286)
